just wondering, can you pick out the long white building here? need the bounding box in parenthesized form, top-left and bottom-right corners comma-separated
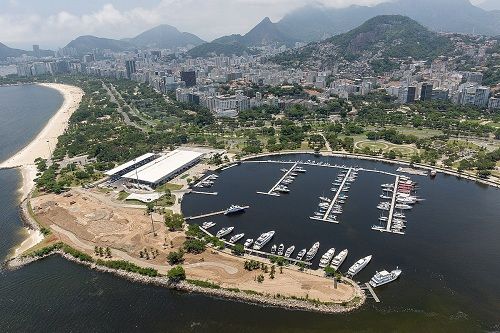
(122, 149, 204, 188)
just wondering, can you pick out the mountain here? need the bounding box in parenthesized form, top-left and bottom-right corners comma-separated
(0, 42, 54, 60)
(271, 15, 453, 67)
(276, 0, 500, 41)
(213, 17, 295, 47)
(65, 35, 135, 54)
(187, 42, 252, 58)
(0, 42, 28, 59)
(126, 24, 205, 49)
(65, 25, 205, 54)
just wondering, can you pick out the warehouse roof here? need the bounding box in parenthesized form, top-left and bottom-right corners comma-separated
(104, 153, 156, 176)
(122, 149, 204, 184)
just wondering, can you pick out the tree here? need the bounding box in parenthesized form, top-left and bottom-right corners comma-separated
(167, 250, 184, 265)
(164, 213, 184, 231)
(183, 239, 206, 254)
(324, 266, 336, 277)
(167, 265, 186, 283)
(231, 244, 245, 256)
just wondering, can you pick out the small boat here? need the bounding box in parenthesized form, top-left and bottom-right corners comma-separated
(284, 245, 295, 257)
(305, 242, 320, 261)
(270, 244, 277, 254)
(296, 248, 307, 260)
(330, 249, 348, 270)
(229, 233, 245, 243)
(280, 168, 288, 172)
(319, 248, 336, 268)
(202, 221, 216, 229)
(319, 196, 331, 202)
(216, 227, 234, 238)
(277, 244, 284, 256)
(369, 267, 402, 287)
(244, 239, 254, 247)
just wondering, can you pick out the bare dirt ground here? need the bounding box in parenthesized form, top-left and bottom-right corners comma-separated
(31, 189, 358, 303)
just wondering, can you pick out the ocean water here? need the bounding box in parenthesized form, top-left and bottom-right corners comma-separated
(0, 85, 499, 332)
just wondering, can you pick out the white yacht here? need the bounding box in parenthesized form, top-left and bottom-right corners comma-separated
(330, 249, 348, 270)
(284, 245, 295, 258)
(224, 205, 246, 215)
(271, 244, 277, 254)
(277, 244, 284, 256)
(347, 255, 372, 276)
(294, 166, 306, 173)
(319, 248, 336, 268)
(296, 248, 307, 261)
(216, 227, 234, 238)
(252, 231, 275, 250)
(395, 204, 413, 210)
(305, 242, 320, 261)
(229, 233, 245, 243)
(202, 221, 216, 229)
(369, 267, 402, 287)
(244, 239, 254, 247)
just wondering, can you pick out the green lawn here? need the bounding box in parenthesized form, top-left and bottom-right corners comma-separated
(155, 183, 183, 192)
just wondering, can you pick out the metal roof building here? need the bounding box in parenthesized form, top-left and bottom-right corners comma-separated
(122, 149, 204, 187)
(104, 153, 157, 178)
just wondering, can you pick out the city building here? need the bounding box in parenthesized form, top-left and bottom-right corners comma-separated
(420, 83, 433, 101)
(181, 70, 196, 87)
(125, 60, 136, 79)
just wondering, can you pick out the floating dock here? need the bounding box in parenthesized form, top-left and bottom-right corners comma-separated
(310, 167, 353, 223)
(372, 176, 407, 235)
(257, 162, 298, 196)
(191, 191, 218, 196)
(185, 206, 249, 220)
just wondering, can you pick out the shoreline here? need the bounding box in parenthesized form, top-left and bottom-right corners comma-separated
(0, 83, 84, 258)
(5, 250, 365, 314)
(233, 150, 500, 189)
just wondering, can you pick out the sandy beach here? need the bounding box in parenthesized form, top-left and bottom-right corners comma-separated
(0, 83, 84, 257)
(0, 83, 84, 198)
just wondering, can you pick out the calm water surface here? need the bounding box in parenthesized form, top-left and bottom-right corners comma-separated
(1, 86, 499, 332)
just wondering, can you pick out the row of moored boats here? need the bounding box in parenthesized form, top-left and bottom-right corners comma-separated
(273, 165, 307, 194)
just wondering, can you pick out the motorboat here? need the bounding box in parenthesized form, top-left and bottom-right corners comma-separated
(305, 242, 320, 261)
(229, 233, 245, 243)
(330, 249, 348, 270)
(216, 227, 234, 238)
(347, 255, 372, 276)
(319, 248, 336, 268)
(369, 267, 402, 287)
(277, 244, 284, 256)
(284, 245, 295, 257)
(244, 239, 254, 247)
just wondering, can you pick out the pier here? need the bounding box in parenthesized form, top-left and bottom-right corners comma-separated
(194, 174, 217, 188)
(310, 167, 353, 223)
(386, 176, 400, 232)
(363, 283, 380, 303)
(191, 191, 218, 196)
(258, 162, 298, 196)
(185, 206, 249, 220)
(372, 176, 406, 235)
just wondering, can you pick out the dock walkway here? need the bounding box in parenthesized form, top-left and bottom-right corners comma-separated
(186, 206, 249, 220)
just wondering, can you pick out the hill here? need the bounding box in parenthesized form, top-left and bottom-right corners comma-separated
(65, 35, 134, 54)
(126, 24, 205, 49)
(0, 42, 28, 59)
(271, 15, 453, 67)
(0, 42, 54, 60)
(187, 42, 252, 58)
(212, 17, 295, 47)
(276, 0, 500, 42)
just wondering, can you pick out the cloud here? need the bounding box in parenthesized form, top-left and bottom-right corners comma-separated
(0, 0, 392, 48)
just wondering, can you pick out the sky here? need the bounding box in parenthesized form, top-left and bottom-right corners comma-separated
(0, 0, 494, 49)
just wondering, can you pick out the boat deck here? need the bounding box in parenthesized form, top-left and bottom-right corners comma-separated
(185, 205, 249, 220)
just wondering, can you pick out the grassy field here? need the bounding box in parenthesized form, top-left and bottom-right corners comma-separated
(356, 140, 419, 156)
(155, 183, 183, 192)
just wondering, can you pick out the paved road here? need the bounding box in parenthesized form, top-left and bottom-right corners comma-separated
(102, 82, 144, 131)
